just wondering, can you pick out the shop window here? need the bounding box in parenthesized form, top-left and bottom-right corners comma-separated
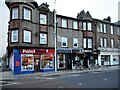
(62, 19, 67, 28)
(11, 30, 18, 42)
(73, 38, 78, 48)
(40, 14, 47, 24)
(57, 54, 65, 69)
(24, 7, 31, 20)
(62, 37, 67, 47)
(23, 30, 31, 43)
(12, 7, 18, 19)
(21, 54, 34, 71)
(41, 54, 54, 69)
(73, 21, 78, 29)
(40, 33, 47, 44)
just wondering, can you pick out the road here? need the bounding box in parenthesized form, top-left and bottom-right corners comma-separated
(1, 69, 119, 89)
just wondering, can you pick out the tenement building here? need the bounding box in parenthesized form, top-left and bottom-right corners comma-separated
(5, 0, 120, 74)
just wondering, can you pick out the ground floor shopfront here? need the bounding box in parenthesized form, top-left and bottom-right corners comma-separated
(9, 48, 55, 74)
(98, 48, 120, 66)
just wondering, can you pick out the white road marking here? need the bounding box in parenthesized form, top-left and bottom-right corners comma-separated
(104, 78, 107, 80)
(0, 82, 21, 86)
(78, 83, 82, 85)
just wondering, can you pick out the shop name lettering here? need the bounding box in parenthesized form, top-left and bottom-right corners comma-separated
(22, 49, 35, 53)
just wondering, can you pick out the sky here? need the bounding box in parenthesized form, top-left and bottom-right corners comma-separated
(0, 0, 119, 57)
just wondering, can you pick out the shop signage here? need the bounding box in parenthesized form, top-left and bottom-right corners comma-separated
(16, 61, 20, 67)
(20, 49, 54, 54)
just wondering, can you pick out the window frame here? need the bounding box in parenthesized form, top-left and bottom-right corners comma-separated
(83, 38, 92, 48)
(40, 33, 47, 45)
(73, 37, 78, 48)
(100, 38, 103, 47)
(83, 22, 86, 30)
(23, 7, 31, 21)
(103, 24, 106, 33)
(87, 22, 92, 31)
(62, 19, 67, 28)
(88, 38, 92, 48)
(111, 26, 114, 34)
(11, 30, 18, 43)
(23, 30, 32, 43)
(40, 14, 47, 25)
(104, 38, 107, 47)
(61, 37, 67, 47)
(73, 21, 78, 29)
(12, 7, 18, 19)
(100, 23, 103, 32)
(111, 39, 114, 48)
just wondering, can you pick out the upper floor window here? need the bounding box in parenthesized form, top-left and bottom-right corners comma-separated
(83, 38, 92, 48)
(111, 26, 114, 34)
(83, 22, 86, 30)
(104, 38, 107, 47)
(12, 7, 18, 19)
(111, 39, 114, 48)
(73, 38, 78, 48)
(40, 33, 47, 44)
(23, 30, 31, 43)
(103, 24, 106, 33)
(88, 22, 92, 31)
(79, 22, 83, 30)
(24, 8, 31, 20)
(118, 27, 120, 35)
(100, 23, 103, 32)
(62, 19, 67, 28)
(73, 21, 78, 29)
(11, 30, 18, 42)
(100, 38, 103, 47)
(62, 37, 67, 47)
(40, 14, 47, 24)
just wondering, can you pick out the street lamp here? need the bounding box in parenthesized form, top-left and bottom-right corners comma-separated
(54, 0, 57, 72)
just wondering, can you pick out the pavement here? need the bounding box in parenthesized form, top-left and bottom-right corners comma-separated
(0, 65, 119, 81)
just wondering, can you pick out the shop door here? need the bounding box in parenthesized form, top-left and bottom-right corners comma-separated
(34, 55, 40, 72)
(66, 54, 72, 70)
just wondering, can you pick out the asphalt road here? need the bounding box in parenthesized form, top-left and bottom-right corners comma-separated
(1, 69, 120, 89)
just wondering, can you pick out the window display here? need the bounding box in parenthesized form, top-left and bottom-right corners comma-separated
(41, 54, 54, 69)
(58, 54, 65, 69)
(21, 54, 34, 71)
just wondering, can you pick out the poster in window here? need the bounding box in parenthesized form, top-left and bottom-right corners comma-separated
(40, 33, 47, 44)
(21, 54, 34, 71)
(58, 54, 65, 69)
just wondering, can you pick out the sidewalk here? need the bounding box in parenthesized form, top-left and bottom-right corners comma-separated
(0, 65, 119, 81)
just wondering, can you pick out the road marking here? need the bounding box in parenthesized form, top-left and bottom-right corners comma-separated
(58, 86, 63, 88)
(78, 83, 82, 85)
(0, 82, 21, 86)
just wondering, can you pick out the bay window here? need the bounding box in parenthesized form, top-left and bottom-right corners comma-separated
(88, 22, 92, 31)
(88, 38, 92, 48)
(24, 8, 31, 20)
(73, 21, 78, 29)
(83, 22, 86, 30)
(11, 30, 18, 42)
(12, 7, 18, 19)
(23, 30, 31, 43)
(83, 38, 92, 48)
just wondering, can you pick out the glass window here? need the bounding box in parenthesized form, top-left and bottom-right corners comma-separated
(73, 21, 78, 29)
(100, 23, 103, 32)
(62, 37, 67, 47)
(88, 22, 92, 31)
(24, 8, 31, 20)
(11, 30, 18, 42)
(40, 33, 47, 44)
(23, 30, 31, 43)
(83, 38, 86, 48)
(79, 22, 83, 30)
(118, 40, 120, 47)
(73, 38, 78, 48)
(104, 38, 107, 47)
(83, 22, 86, 30)
(62, 19, 67, 28)
(40, 14, 47, 24)
(41, 54, 54, 69)
(88, 38, 92, 48)
(111, 39, 114, 48)
(118, 27, 120, 35)
(12, 7, 18, 19)
(100, 38, 103, 47)
(111, 26, 113, 34)
(57, 54, 65, 69)
(104, 24, 106, 33)
(21, 54, 34, 71)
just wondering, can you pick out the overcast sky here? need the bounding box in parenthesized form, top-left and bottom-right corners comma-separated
(0, 0, 119, 57)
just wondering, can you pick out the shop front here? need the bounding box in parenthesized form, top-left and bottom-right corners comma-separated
(9, 48, 55, 74)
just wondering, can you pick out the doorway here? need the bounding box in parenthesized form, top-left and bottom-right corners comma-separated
(34, 55, 40, 72)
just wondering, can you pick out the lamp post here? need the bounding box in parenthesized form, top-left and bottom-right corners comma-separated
(54, 0, 57, 72)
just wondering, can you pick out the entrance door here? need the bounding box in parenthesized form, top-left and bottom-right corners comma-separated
(34, 55, 40, 72)
(66, 54, 72, 70)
